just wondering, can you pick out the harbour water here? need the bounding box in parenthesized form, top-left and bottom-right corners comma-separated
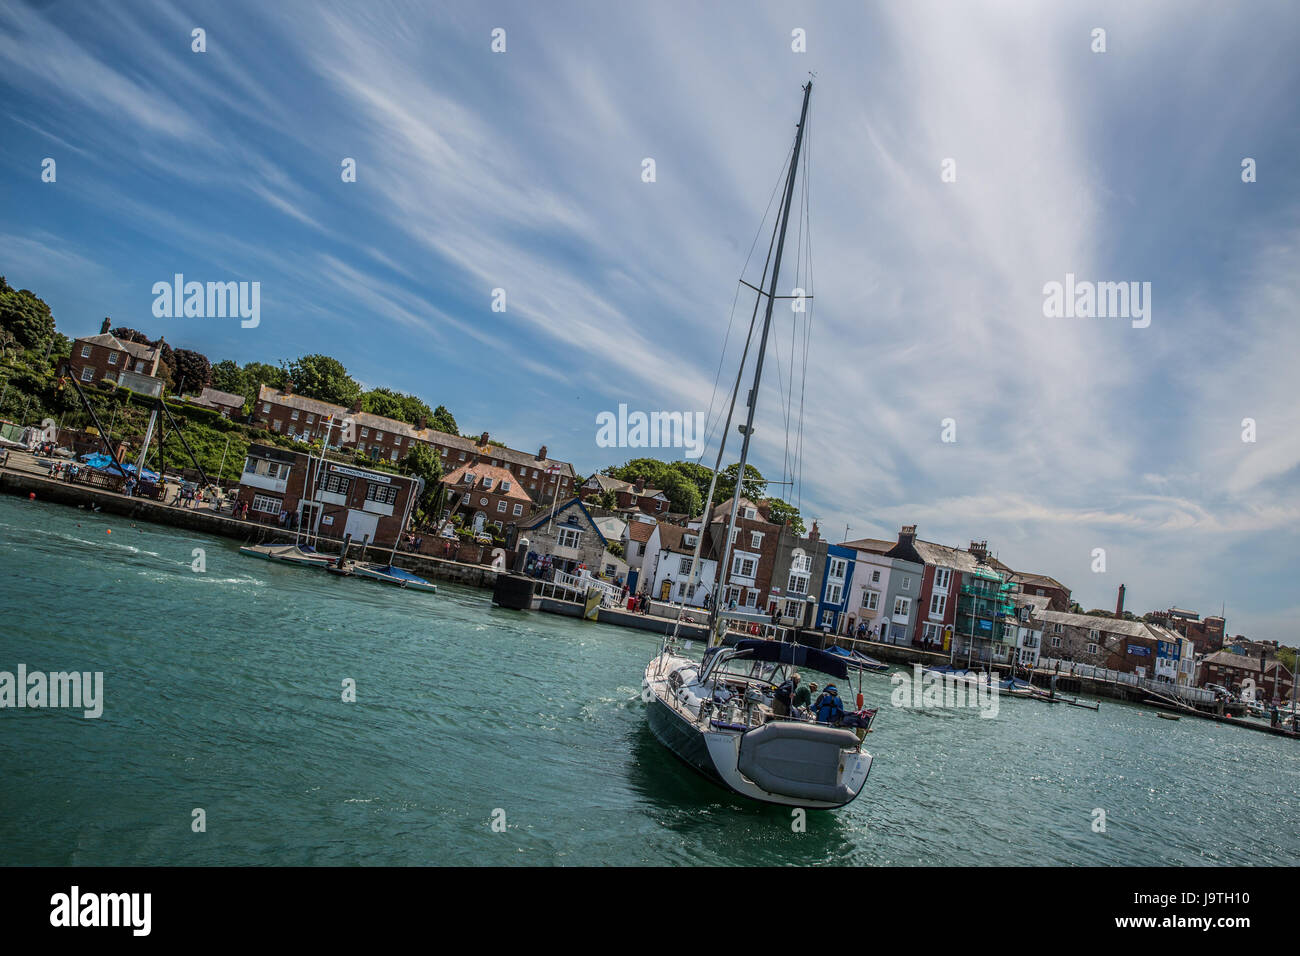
(1, 494, 1296, 866)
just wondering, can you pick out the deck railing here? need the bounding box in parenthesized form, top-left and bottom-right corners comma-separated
(1036, 657, 1214, 705)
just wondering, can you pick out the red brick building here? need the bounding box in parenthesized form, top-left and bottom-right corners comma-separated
(1199, 650, 1294, 701)
(579, 473, 671, 516)
(440, 459, 535, 532)
(253, 385, 577, 502)
(1148, 608, 1226, 655)
(67, 319, 163, 387)
(706, 497, 781, 611)
(1009, 571, 1072, 612)
(234, 443, 420, 549)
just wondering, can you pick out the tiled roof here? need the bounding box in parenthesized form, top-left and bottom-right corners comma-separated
(74, 332, 159, 363)
(1033, 609, 1177, 641)
(440, 461, 534, 503)
(1202, 650, 1262, 672)
(842, 537, 896, 554)
(656, 523, 715, 557)
(628, 520, 657, 543)
(1012, 571, 1068, 591)
(193, 387, 245, 408)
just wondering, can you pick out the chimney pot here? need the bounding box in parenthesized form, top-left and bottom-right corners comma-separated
(100, 317, 111, 335)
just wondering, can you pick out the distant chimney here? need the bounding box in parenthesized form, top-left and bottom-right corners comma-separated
(537, 445, 547, 461)
(1116, 583, 1126, 617)
(809, 521, 820, 541)
(899, 525, 917, 546)
(417, 416, 428, 431)
(478, 431, 490, 449)
(969, 540, 988, 562)
(284, 380, 294, 395)
(350, 398, 362, 413)
(100, 317, 111, 335)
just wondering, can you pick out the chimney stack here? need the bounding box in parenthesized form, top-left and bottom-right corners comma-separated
(537, 445, 548, 462)
(100, 317, 111, 335)
(969, 540, 988, 562)
(899, 525, 917, 546)
(1116, 583, 1126, 617)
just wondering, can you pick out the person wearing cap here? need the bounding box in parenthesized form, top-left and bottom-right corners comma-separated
(814, 684, 845, 725)
(773, 673, 800, 717)
(792, 677, 813, 711)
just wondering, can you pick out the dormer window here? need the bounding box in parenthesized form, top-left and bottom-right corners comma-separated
(483, 478, 494, 490)
(464, 472, 475, 485)
(501, 481, 511, 492)
(744, 507, 756, 520)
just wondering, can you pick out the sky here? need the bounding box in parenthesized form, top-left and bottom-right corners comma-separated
(2, 0, 1298, 643)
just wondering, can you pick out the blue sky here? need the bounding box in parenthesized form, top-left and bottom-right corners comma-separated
(2, 0, 1298, 642)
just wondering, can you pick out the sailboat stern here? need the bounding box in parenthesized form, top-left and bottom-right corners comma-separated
(734, 722, 870, 807)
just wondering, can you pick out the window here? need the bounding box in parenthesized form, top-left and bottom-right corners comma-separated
(923, 622, 944, 644)
(80, 366, 95, 382)
(461, 493, 471, 505)
(512, 504, 523, 517)
(750, 532, 763, 549)
(871, 570, 881, 584)
(1088, 628, 1100, 641)
(375, 431, 384, 441)
(788, 572, 809, 594)
(80, 344, 92, 358)
(532, 470, 539, 478)
(893, 596, 911, 619)
(934, 568, 951, 590)
(107, 352, 118, 365)
(501, 481, 511, 492)
(1051, 636, 1062, 648)
(459, 451, 466, 460)
(464, 473, 475, 485)
(390, 451, 398, 462)
(272, 420, 282, 431)
(680, 557, 693, 575)
(322, 474, 352, 496)
(826, 583, 843, 605)
(261, 403, 271, 413)
(394, 436, 402, 445)
(557, 528, 582, 549)
(731, 555, 756, 578)
(862, 590, 880, 611)
(744, 507, 756, 520)
(901, 575, 912, 591)
(251, 494, 281, 514)
(930, 593, 947, 616)
(483, 478, 494, 490)
(828, 558, 847, 580)
(497, 501, 507, 512)
(291, 410, 299, 420)
(360, 428, 370, 438)
(307, 414, 315, 424)
(365, 483, 398, 506)
(1087, 643, 1098, 655)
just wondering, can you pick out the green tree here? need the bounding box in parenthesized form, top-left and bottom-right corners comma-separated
(763, 497, 805, 535)
(210, 359, 245, 395)
(0, 277, 56, 353)
(659, 470, 703, 517)
(400, 442, 444, 526)
(362, 387, 434, 426)
(596, 489, 619, 510)
(283, 354, 362, 408)
(714, 462, 767, 504)
(431, 404, 458, 434)
(171, 347, 212, 392)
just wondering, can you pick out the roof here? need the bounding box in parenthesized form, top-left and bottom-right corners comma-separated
(440, 461, 534, 503)
(910, 539, 988, 576)
(192, 386, 245, 409)
(521, 497, 606, 544)
(257, 385, 576, 478)
(74, 332, 160, 363)
(1010, 571, 1069, 591)
(654, 522, 715, 557)
(842, 537, 895, 554)
(1033, 609, 1180, 642)
(1202, 650, 1263, 673)
(586, 474, 632, 493)
(710, 497, 773, 525)
(628, 520, 657, 544)
(593, 515, 627, 541)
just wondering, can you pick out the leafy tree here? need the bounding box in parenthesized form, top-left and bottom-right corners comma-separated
(596, 489, 619, 510)
(430, 404, 458, 434)
(400, 442, 444, 526)
(0, 277, 56, 353)
(242, 361, 288, 394)
(362, 387, 434, 426)
(659, 470, 703, 517)
(283, 354, 361, 408)
(714, 462, 767, 504)
(763, 497, 806, 535)
(210, 359, 244, 395)
(171, 347, 212, 392)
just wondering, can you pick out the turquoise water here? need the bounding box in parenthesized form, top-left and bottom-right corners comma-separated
(1, 494, 1296, 866)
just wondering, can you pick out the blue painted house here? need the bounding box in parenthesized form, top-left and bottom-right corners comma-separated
(816, 543, 856, 634)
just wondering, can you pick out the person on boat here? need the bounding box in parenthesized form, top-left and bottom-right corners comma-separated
(813, 684, 845, 725)
(792, 676, 813, 711)
(773, 673, 800, 717)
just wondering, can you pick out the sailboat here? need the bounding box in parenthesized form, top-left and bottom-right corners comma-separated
(641, 81, 875, 809)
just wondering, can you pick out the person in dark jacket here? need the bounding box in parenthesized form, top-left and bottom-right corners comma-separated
(813, 684, 845, 725)
(773, 673, 801, 717)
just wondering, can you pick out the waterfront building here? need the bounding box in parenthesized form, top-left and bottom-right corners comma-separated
(519, 497, 610, 577)
(705, 497, 780, 612)
(439, 459, 535, 534)
(623, 514, 657, 592)
(767, 523, 828, 626)
(253, 384, 578, 500)
(1148, 607, 1227, 655)
(644, 522, 718, 607)
(1033, 609, 1188, 680)
(814, 543, 856, 633)
(841, 538, 906, 641)
(1009, 570, 1073, 612)
(234, 443, 420, 548)
(66, 318, 163, 389)
(1199, 650, 1294, 701)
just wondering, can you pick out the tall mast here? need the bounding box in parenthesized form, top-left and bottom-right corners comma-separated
(711, 80, 812, 643)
